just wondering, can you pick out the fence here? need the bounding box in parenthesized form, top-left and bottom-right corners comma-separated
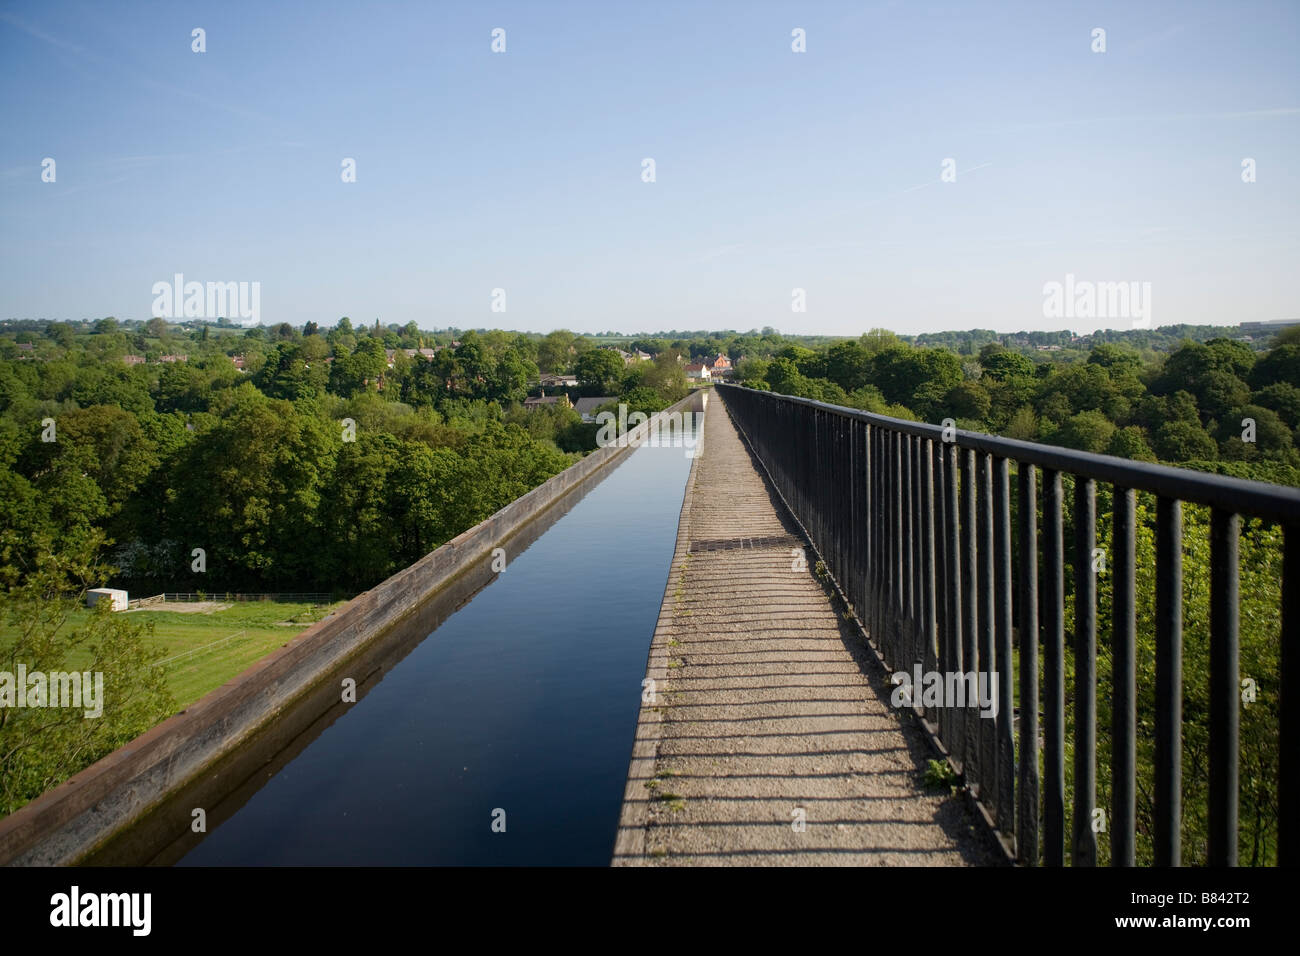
(152, 630, 249, 668)
(150, 592, 338, 604)
(717, 383, 1298, 867)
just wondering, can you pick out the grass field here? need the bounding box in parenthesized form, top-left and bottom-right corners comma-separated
(1, 599, 347, 710)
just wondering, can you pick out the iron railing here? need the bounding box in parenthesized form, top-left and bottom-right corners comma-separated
(717, 383, 1298, 867)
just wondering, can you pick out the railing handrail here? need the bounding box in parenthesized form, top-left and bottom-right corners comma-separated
(717, 383, 1300, 520)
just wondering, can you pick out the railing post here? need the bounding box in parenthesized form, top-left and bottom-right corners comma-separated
(893, 430, 905, 660)
(942, 443, 960, 746)
(1209, 508, 1240, 867)
(1112, 488, 1137, 866)
(961, 449, 979, 775)
(977, 453, 996, 805)
(994, 457, 1015, 841)
(1155, 496, 1183, 866)
(1018, 463, 1040, 865)
(1042, 469, 1065, 866)
(1283, 524, 1298, 866)
(1072, 477, 1097, 867)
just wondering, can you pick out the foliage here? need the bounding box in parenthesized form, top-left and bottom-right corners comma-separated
(0, 535, 174, 816)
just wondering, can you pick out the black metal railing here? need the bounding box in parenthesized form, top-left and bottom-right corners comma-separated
(717, 383, 1299, 867)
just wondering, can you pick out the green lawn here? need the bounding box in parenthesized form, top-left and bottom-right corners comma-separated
(1, 600, 347, 710)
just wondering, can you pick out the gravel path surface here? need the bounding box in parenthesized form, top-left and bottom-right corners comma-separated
(613, 394, 997, 866)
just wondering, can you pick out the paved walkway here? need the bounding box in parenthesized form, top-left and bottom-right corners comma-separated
(613, 393, 995, 865)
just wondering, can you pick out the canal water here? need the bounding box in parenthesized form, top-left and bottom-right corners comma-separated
(175, 419, 699, 866)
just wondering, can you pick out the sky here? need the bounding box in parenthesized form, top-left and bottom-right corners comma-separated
(1, 0, 1297, 336)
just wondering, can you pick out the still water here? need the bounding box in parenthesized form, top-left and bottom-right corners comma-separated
(177, 427, 697, 865)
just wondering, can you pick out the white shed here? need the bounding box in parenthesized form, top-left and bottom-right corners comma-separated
(86, 588, 129, 611)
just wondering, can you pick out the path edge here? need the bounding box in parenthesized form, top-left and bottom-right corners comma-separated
(610, 393, 709, 865)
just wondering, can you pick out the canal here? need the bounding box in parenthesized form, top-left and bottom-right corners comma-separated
(169, 416, 699, 865)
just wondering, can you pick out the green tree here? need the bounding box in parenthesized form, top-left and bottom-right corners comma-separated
(1154, 419, 1218, 461)
(1052, 410, 1116, 454)
(575, 349, 626, 395)
(166, 386, 336, 588)
(1106, 426, 1157, 462)
(0, 535, 174, 816)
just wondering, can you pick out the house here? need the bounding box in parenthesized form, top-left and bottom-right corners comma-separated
(710, 353, 732, 371)
(123, 354, 146, 366)
(230, 355, 247, 371)
(523, 394, 572, 409)
(602, 347, 647, 367)
(573, 396, 616, 422)
(158, 354, 188, 363)
(685, 363, 712, 382)
(540, 373, 578, 388)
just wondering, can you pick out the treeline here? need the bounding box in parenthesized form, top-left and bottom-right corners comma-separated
(734, 330, 1300, 483)
(0, 320, 678, 596)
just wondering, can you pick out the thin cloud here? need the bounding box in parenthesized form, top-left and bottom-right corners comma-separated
(977, 108, 1300, 136)
(0, 10, 86, 55)
(0, 10, 274, 126)
(695, 244, 744, 263)
(870, 161, 994, 204)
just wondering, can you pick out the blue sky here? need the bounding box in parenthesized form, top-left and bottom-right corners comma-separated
(1, 0, 1296, 335)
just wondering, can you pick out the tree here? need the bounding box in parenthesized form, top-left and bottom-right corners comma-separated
(1107, 426, 1157, 462)
(871, 346, 962, 408)
(859, 329, 901, 354)
(980, 345, 1035, 382)
(1154, 419, 1218, 462)
(329, 338, 386, 397)
(1251, 345, 1300, 390)
(1220, 405, 1294, 460)
(1004, 406, 1041, 442)
(764, 357, 808, 396)
(943, 381, 992, 422)
(316, 433, 403, 585)
(1053, 410, 1116, 454)
(1087, 343, 1143, 373)
(537, 330, 577, 373)
(49, 405, 158, 512)
(1253, 383, 1300, 429)
(166, 386, 336, 588)
(824, 340, 871, 392)
(1197, 369, 1250, 421)
(257, 342, 328, 401)
(575, 349, 625, 395)
(489, 347, 538, 405)
(0, 534, 174, 816)
(637, 353, 688, 402)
